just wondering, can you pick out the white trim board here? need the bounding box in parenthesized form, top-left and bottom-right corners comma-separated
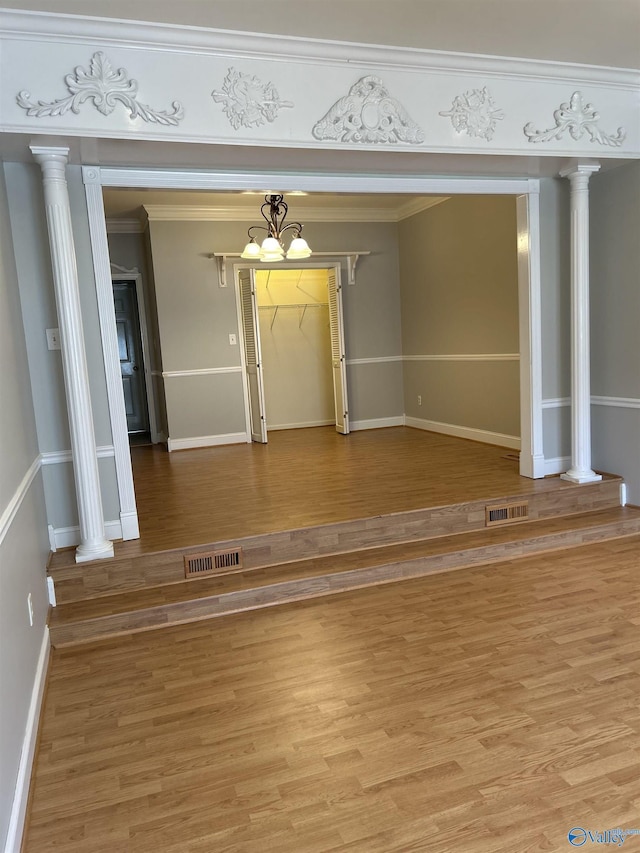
(0, 456, 41, 548)
(544, 456, 572, 476)
(106, 218, 143, 234)
(404, 353, 520, 362)
(542, 397, 571, 409)
(142, 197, 448, 224)
(1, 10, 636, 89)
(167, 432, 248, 451)
(351, 416, 405, 431)
(347, 356, 404, 365)
(4, 626, 50, 853)
(52, 519, 123, 550)
(162, 367, 243, 378)
(405, 415, 521, 450)
(592, 395, 640, 409)
(268, 419, 335, 431)
(101, 170, 538, 196)
(84, 167, 543, 550)
(84, 169, 139, 542)
(541, 396, 640, 409)
(40, 445, 115, 465)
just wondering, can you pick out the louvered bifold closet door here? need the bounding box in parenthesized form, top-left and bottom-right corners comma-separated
(239, 269, 267, 443)
(327, 267, 350, 434)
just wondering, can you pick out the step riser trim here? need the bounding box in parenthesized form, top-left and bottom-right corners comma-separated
(50, 519, 640, 647)
(51, 479, 623, 604)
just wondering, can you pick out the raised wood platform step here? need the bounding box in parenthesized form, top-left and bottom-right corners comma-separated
(48, 475, 623, 605)
(48, 506, 640, 647)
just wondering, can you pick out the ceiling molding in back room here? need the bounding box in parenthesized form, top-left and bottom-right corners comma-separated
(123, 197, 449, 227)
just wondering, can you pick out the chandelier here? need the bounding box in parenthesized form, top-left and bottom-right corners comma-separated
(240, 193, 312, 262)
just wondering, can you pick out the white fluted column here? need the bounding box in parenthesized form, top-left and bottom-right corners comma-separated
(560, 161, 601, 485)
(31, 145, 114, 562)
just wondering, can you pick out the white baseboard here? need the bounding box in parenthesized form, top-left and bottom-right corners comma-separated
(543, 455, 571, 476)
(4, 627, 50, 853)
(405, 416, 521, 450)
(167, 432, 248, 451)
(268, 419, 335, 431)
(350, 416, 406, 431)
(519, 453, 547, 480)
(119, 510, 140, 541)
(52, 519, 123, 549)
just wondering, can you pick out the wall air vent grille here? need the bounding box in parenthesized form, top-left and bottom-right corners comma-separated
(485, 501, 529, 527)
(184, 548, 243, 578)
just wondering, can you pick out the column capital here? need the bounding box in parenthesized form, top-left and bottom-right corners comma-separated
(30, 144, 70, 164)
(559, 160, 601, 181)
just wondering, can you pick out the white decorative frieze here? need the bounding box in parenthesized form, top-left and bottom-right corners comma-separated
(439, 87, 504, 141)
(524, 91, 625, 147)
(312, 76, 424, 145)
(16, 52, 184, 125)
(211, 67, 293, 129)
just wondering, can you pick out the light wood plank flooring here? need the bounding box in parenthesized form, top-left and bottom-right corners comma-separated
(124, 427, 585, 555)
(26, 535, 640, 852)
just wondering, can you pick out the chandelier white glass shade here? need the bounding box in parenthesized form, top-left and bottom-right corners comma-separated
(241, 194, 312, 262)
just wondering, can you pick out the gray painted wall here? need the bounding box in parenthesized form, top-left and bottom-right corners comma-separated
(398, 196, 521, 440)
(0, 165, 49, 851)
(5, 163, 120, 533)
(590, 161, 640, 502)
(146, 219, 403, 443)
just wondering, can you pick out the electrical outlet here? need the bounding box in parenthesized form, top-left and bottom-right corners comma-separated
(27, 592, 34, 627)
(229, 333, 237, 346)
(417, 395, 422, 406)
(47, 576, 57, 607)
(46, 328, 61, 350)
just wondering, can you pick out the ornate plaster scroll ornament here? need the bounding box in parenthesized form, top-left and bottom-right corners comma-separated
(312, 75, 425, 144)
(211, 67, 293, 130)
(439, 87, 504, 141)
(524, 91, 625, 147)
(16, 52, 184, 125)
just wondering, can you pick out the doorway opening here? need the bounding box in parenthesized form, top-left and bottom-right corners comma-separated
(113, 279, 150, 443)
(111, 265, 159, 449)
(238, 264, 349, 442)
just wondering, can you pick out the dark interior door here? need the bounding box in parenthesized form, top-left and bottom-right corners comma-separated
(113, 280, 149, 434)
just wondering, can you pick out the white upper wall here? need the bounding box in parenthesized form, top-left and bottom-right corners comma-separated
(4, 0, 640, 69)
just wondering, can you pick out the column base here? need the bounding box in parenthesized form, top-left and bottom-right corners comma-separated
(75, 539, 115, 563)
(561, 469, 603, 484)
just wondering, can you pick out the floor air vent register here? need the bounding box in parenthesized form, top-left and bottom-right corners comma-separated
(485, 501, 529, 527)
(184, 548, 244, 578)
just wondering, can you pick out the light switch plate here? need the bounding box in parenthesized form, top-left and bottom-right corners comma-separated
(46, 328, 61, 350)
(229, 333, 237, 346)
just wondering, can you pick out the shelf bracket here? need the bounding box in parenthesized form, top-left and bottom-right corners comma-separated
(211, 255, 226, 288)
(347, 254, 359, 286)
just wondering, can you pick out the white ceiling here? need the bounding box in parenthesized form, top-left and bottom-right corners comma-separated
(4, 0, 640, 69)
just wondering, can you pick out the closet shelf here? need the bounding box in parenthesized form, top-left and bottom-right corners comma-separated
(258, 303, 327, 329)
(258, 303, 326, 309)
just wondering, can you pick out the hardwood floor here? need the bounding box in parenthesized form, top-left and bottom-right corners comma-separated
(27, 535, 640, 852)
(125, 427, 568, 553)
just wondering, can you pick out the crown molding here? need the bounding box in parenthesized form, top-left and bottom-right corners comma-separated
(106, 218, 144, 233)
(0, 9, 638, 89)
(141, 199, 450, 223)
(395, 197, 449, 220)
